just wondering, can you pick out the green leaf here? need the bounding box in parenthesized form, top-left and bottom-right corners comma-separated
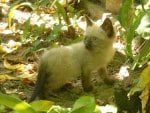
(22, 18, 31, 42)
(0, 104, 5, 112)
(118, 0, 132, 28)
(48, 24, 63, 41)
(140, 0, 146, 11)
(124, 9, 145, 58)
(55, 1, 68, 24)
(124, 27, 134, 58)
(132, 39, 150, 69)
(39, 0, 50, 5)
(71, 96, 96, 113)
(30, 100, 54, 112)
(0, 93, 36, 113)
(8, 2, 34, 29)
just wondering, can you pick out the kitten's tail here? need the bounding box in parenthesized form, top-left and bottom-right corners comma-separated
(28, 65, 46, 103)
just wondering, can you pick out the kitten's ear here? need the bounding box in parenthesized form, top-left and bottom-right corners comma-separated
(101, 18, 114, 38)
(85, 15, 94, 26)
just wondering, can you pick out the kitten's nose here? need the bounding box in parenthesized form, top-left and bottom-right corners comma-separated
(84, 40, 92, 49)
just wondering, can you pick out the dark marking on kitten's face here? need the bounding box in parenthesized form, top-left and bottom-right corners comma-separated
(84, 36, 98, 50)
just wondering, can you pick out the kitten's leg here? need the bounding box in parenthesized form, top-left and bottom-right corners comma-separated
(98, 67, 115, 85)
(40, 85, 60, 99)
(81, 71, 93, 92)
(98, 67, 107, 79)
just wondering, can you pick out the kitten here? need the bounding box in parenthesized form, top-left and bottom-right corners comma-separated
(29, 16, 115, 102)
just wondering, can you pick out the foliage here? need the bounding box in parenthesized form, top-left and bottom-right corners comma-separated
(128, 66, 150, 113)
(6, 0, 78, 57)
(30, 100, 54, 112)
(71, 96, 96, 113)
(118, 0, 150, 69)
(22, 20, 47, 42)
(7, 0, 77, 51)
(48, 24, 63, 41)
(0, 93, 36, 113)
(0, 94, 99, 113)
(119, 1, 150, 111)
(8, 2, 34, 29)
(129, 66, 150, 95)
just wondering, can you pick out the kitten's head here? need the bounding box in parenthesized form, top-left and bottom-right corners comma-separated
(84, 16, 115, 50)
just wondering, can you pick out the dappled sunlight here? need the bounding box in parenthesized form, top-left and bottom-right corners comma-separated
(118, 65, 130, 80)
(0, 22, 12, 35)
(99, 105, 117, 113)
(12, 10, 59, 28)
(113, 40, 125, 55)
(1, 40, 22, 53)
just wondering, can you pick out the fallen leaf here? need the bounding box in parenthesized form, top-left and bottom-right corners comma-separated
(0, 45, 5, 53)
(0, 74, 18, 82)
(22, 78, 34, 85)
(3, 59, 22, 70)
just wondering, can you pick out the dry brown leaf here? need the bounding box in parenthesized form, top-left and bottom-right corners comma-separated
(0, 74, 18, 82)
(0, 45, 5, 53)
(3, 58, 23, 70)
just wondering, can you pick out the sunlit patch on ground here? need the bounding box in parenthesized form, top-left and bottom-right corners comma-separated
(99, 104, 117, 113)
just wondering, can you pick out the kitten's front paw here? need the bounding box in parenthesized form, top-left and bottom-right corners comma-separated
(83, 85, 93, 92)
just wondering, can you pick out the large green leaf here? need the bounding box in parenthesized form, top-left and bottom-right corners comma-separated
(118, 0, 132, 28)
(131, 9, 150, 69)
(140, 0, 146, 11)
(48, 24, 63, 41)
(0, 93, 36, 113)
(30, 100, 54, 112)
(125, 9, 145, 58)
(55, 1, 68, 24)
(71, 96, 96, 113)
